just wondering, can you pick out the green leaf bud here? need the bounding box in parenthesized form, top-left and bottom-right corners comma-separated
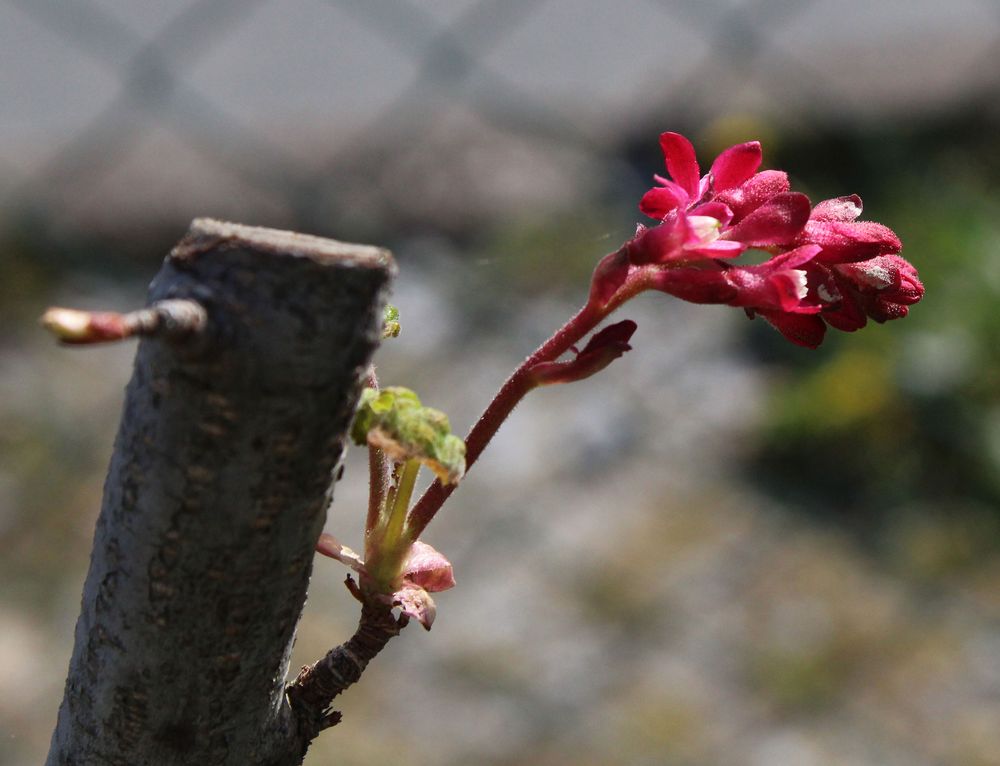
(351, 386, 467, 484)
(382, 304, 401, 338)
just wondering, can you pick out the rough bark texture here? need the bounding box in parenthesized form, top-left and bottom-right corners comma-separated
(286, 598, 405, 736)
(46, 219, 395, 766)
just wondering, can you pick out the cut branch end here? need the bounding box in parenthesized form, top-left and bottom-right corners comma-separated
(41, 299, 208, 345)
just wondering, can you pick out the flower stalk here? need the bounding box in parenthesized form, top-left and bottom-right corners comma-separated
(314, 127, 923, 693)
(405, 263, 656, 538)
(364, 370, 390, 536)
(404, 130, 924, 536)
(367, 458, 421, 588)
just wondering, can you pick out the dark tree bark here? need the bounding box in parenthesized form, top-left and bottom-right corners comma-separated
(46, 219, 395, 766)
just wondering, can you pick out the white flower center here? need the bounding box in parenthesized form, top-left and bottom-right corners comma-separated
(688, 215, 721, 242)
(789, 269, 809, 300)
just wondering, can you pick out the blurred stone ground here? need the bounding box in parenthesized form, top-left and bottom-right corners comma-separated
(3, 0, 999, 759)
(5, 242, 999, 765)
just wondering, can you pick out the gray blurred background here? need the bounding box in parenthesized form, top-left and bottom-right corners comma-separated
(3, 1, 1000, 764)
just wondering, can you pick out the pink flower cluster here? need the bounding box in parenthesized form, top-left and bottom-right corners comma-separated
(623, 132, 923, 347)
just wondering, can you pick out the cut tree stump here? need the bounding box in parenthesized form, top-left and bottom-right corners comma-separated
(46, 219, 395, 766)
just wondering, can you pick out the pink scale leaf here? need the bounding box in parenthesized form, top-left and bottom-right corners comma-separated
(388, 584, 438, 630)
(403, 540, 456, 593)
(316, 533, 366, 573)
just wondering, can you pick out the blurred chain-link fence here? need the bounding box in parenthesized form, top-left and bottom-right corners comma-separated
(3, 0, 1000, 236)
(5, 4, 1000, 766)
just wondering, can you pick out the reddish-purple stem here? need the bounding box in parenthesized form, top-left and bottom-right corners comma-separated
(365, 369, 388, 534)
(405, 263, 654, 539)
(405, 303, 598, 537)
(366, 449, 388, 535)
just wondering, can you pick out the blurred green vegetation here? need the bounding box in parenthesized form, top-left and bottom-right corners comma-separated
(741, 108, 1000, 572)
(5, 110, 997, 569)
(443, 108, 1000, 580)
(3, 108, 999, 764)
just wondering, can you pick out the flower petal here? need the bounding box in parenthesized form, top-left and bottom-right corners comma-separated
(741, 248, 828, 313)
(894, 258, 925, 302)
(837, 255, 922, 296)
(710, 141, 762, 191)
(800, 220, 902, 263)
(830, 255, 924, 323)
(714, 170, 790, 222)
(659, 132, 701, 198)
(769, 270, 811, 312)
(822, 291, 868, 331)
(757, 244, 823, 272)
(724, 192, 811, 246)
(639, 181, 689, 219)
(811, 194, 863, 222)
(727, 258, 812, 313)
(686, 215, 723, 243)
(626, 213, 690, 265)
(757, 310, 827, 349)
(684, 239, 746, 259)
(690, 201, 734, 228)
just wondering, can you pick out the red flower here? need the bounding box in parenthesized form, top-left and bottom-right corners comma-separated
(638, 132, 764, 218)
(613, 132, 924, 348)
(819, 255, 925, 332)
(795, 194, 902, 264)
(714, 170, 793, 224)
(630, 132, 811, 267)
(726, 245, 824, 313)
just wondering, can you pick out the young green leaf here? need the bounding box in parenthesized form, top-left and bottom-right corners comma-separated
(351, 386, 466, 485)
